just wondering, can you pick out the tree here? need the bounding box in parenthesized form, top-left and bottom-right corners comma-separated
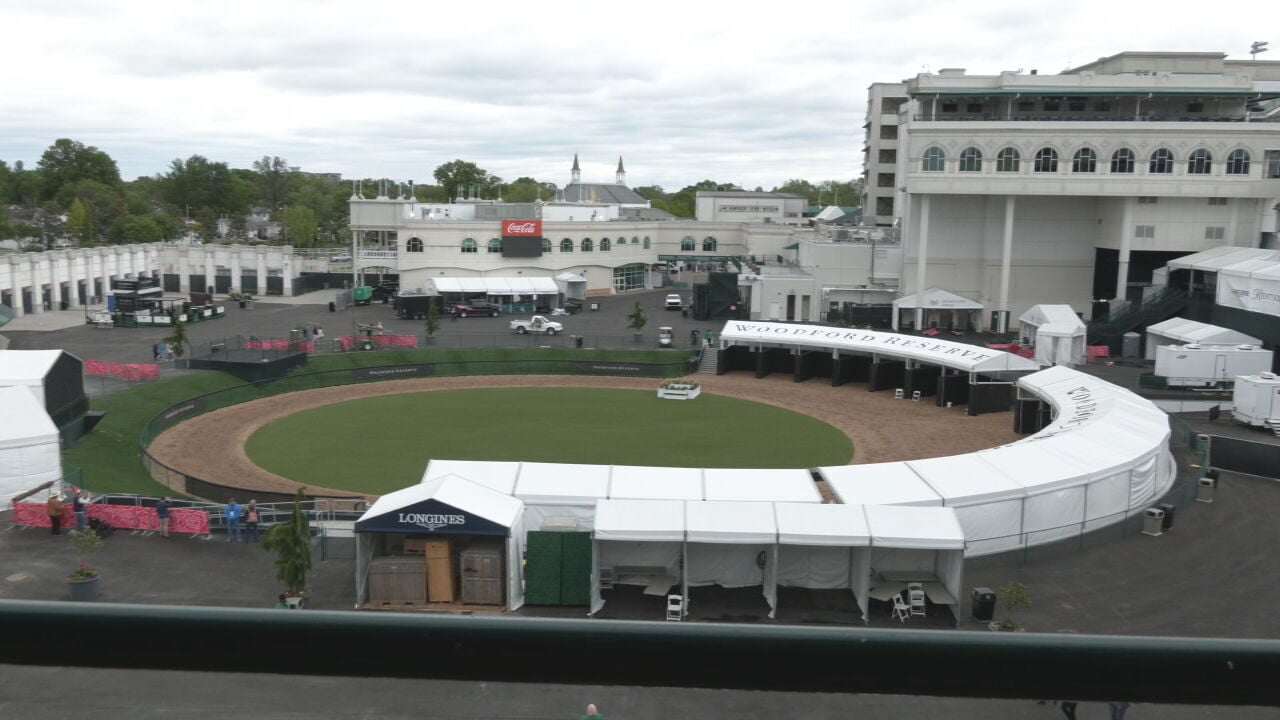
(423, 299, 441, 339)
(164, 321, 190, 359)
(160, 155, 248, 219)
(37, 139, 121, 202)
(433, 160, 500, 201)
(262, 488, 313, 597)
(502, 176, 556, 203)
(283, 205, 318, 247)
(67, 198, 93, 244)
(252, 155, 291, 213)
(626, 301, 647, 333)
(64, 180, 126, 241)
(108, 214, 167, 244)
(996, 582, 1032, 630)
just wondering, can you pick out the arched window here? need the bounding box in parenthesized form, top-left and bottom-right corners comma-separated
(1226, 149, 1251, 175)
(1033, 148, 1058, 173)
(541, 238, 551, 253)
(581, 238, 593, 252)
(643, 236, 651, 249)
(702, 237, 717, 252)
(1110, 148, 1135, 174)
(1188, 149, 1212, 175)
(632, 236, 640, 245)
(461, 238, 477, 253)
(922, 147, 946, 172)
(1149, 148, 1174, 174)
(996, 147, 1020, 172)
(958, 147, 983, 172)
(560, 238, 573, 253)
(600, 237, 611, 251)
(1072, 148, 1097, 173)
(406, 237, 424, 252)
(487, 238, 502, 253)
(681, 236, 695, 251)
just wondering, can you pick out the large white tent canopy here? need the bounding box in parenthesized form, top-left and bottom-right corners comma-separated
(774, 503, 873, 621)
(1018, 305, 1086, 367)
(1216, 258, 1280, 319)
(429, 277, 559, 296)
(0, 386, 61, 505)
(0, 349, 63, 406)
(608, 466, 703, 500)
(892, 287, 984, 311)
(1167, 246, 1280, 272)
(702, 468, 821, 503)
(1144, 318, 1261, 361)
(820, 462, 942, 506)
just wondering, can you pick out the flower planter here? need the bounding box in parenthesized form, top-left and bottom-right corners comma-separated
(657, 383, 702, 400)
(68, 575, 100, 601)
(284, 592, 310, 609)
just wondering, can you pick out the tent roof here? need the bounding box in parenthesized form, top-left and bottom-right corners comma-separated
(891, 287, 984, 310)
(976, 442, 1098, 491)
(1145, 318, 1261, 346)
(608, 465, 703, 500)
(819, 462, 942, 506)
(357, 474, 523, 531)
(907, 454, 1025, 506)
(0, 349, 63, 385)
(862, 505, 966, 550)
(0, 386, 58, 449)
(1167, 246, 1280, 272)
(1018, 305, 1085, 337)
(701, 468, 821, 503)
(430, 277, 559, 295)
(555, 272, 587, 283)
(774, 503, 870, 546)
(592, 499, 685, 542)
(514, 462, 611, 505)
(718, 321, 1038, 374)
(685, 501, 777, 544)
(422, 459, 520, 495)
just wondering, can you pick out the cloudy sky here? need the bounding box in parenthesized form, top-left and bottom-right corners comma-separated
(0, 0, 1270, 191)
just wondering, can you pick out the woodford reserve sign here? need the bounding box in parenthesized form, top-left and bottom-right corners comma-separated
(717, 321, 1040, 374)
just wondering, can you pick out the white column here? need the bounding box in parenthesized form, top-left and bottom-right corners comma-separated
(256, 246, 267, 294)
(67, 252, 82, 308)
(1116, 197, 1134, 301)
(914, 194, 931, 330)
(997, 195, 1016, 333)
(29, 256, 43, 314)
(6, 257, 24, 317)
(230, 246, 242, 294)
(203, 250, 214, 294)
(178, 248, 190, 293)
(1226, 199, 1241, 247)
(282, 248, 294, 296)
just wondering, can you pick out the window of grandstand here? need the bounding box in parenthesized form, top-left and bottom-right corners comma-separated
(461, 238, 477, 253)
(1205, 226, 1226, 240)
(488, 238, 502, 253)
(1149, 148, 1174, 174)
(1135, 225, 1155, 239)
(681, 236, 696, 251)
(643, 236, 651, 249)
(560, 238, 573, 253)
(1188, 149, 1212, 175)
(922, 147, 946, 172)
(541, 238, 552, 253)
(581, 238, 593, 252)
(1033, 148, 1058, 173)
(958, 147, 982, 172)
(406, 238, 424, 252)
(703, 237, 717, 252)
(600, 238, 611, 252)
(996, 147, 1020, 172)
(1208, 197, 1229, 206)
(1072, 148, 1097, 173)
(1225, 149, 1250, 175)
(1110, 148, 1135, 174)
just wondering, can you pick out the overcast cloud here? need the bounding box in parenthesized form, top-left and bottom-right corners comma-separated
(0, 0, 1270, 190)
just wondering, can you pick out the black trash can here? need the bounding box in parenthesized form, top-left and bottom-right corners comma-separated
(328, 301, 336, 312)
(1158, 503, 1176, 530)
(971, 587, 996, 622)
(575, 336, 584, 349)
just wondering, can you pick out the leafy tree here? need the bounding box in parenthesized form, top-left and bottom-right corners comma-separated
(67, 198, 93, 243)
(412, 184, 449, 203)
(283, 205, 318, 247)
(633, 185, 666, 201)
(160, 155, 248, 219)
(4, 160, 41, 205)
(37, 139, 121, 202)
(164, 321, 190, 358)
(0, 161, 12, 204)
(108, 214, 167, 244)
(626, 301, 647, 333)
(262, 488, 313, 596)
(502, 177, 556, 203)
(996, 582, 1032, 630)
(423, 299, 441, 338)
(64, 180, 126, 240)
(252, 155, 291, 213)
(433, 160, 500, 201)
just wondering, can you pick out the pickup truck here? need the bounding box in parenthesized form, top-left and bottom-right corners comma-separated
(451, 301, 501, 318)
(510, 315, 564, 335)
(665, 294, 684, 311)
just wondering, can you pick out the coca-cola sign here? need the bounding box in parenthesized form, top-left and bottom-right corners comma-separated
(502, 220, 542, 237)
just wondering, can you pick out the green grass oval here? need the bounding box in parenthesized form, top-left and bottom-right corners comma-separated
(245, 388, 852, 495)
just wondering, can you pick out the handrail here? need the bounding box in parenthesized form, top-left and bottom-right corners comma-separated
(1, 600, 1277, 705)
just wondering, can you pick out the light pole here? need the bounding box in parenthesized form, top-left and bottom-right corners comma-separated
(1251, 41, 1269, 60)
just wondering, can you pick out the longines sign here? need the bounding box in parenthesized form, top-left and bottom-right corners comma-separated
(397, 512, 467, 531)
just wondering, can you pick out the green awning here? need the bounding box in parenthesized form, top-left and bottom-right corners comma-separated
(783, 243, 799, 250)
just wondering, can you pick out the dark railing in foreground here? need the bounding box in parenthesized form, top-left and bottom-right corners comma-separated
(2, 600, 1278, 706)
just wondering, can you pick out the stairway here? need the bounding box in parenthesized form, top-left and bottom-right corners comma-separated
(697, 348, 719, 374)
(1087, 287, 1187, 346)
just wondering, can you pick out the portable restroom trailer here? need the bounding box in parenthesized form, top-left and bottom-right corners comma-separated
(1154, 344, 1275, 388)
(1232, 372, 1280, 427)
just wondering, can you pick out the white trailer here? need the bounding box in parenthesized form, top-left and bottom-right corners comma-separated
(1154, 344, 1274, 388)
(1232, 372, 1280, 427)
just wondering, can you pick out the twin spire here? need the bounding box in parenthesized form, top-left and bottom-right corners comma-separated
(570, 154, 626, 185)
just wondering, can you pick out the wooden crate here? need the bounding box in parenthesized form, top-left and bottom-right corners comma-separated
(425, 539, 454, 603)
(404, 537, 429, 555)
(368, 557, 427, 606)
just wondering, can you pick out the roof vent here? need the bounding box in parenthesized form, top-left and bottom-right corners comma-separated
(1238, 344, 1257, 350)
(1259, 372, 1277, 380)
(1185, 343, 1201, 349)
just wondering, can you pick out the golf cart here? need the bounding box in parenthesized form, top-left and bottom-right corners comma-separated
(657, 326, 674, 348)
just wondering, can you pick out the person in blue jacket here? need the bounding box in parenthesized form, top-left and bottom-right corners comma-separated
(226, 498, 242, 542)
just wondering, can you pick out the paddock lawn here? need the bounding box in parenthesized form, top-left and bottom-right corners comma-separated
(245, 388, 853, 495)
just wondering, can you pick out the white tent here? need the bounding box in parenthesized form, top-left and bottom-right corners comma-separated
(429, 277, 559, 297)
(863, 504, 965, 623)
(1018, 305, 1086, 367)
(554, 272, 588, 302)
(589, 499, 686, 616)
(354, 474, 527, 611)
(513, 461, 611, 531)
(906, 454, 1027, 556)
(1144, 318, 1261, 361)
(422, 459, 521, 495)
(976, 442, 1094, 545)
(608, 465, 703, 500)
(702, 468, 822, 503)
(891, 288, 983, 332)
(819, 462, 942, 506)
(773, 503, 872, 622)
(685, 501, 779, 616)
(1216, 258, 1280, 319)
(1167, 246, 1280, 273)
(0, 349, 65, 406)
(0, 386, 62, 505)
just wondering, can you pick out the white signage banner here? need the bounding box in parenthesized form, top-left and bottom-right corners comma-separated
(1218, 271, 1280, 318)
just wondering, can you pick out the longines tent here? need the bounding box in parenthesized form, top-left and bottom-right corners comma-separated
(702, 468, 822, 503)
(890, 288, 983, 332)
(773, 503, 872, 622)
(0, 386, 62, 505)
(685, 501, 779, 617)
(1018, 305, 1086, 366)
(513, 461, 611, 531)
(1144, 318, 1261, 361)
(354, 474, 527, 611)
(819, 462, 943, 506)
(608, 465, 703, 500)
(589, 499, 686, 616)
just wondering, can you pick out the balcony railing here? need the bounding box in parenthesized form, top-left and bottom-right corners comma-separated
(913, 114, 1262, 123)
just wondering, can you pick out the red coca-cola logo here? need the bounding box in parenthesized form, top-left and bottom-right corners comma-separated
(502, 220, 542, 236)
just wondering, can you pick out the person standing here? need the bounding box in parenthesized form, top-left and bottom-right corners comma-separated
(47, 493, 66, 536)
(690, 329, 700, 347)
(245, 500, 261, 543)
(1109, 701, 1131, 719)
(72, 490, 87, 532)
(156, 496, 171, 539)
(1060, 701, 1078, 720)
(274, 593, 291, 609)
(581, 703, 604, 720)
(314, 326, 324, 340)
(226, 498, 242, 542)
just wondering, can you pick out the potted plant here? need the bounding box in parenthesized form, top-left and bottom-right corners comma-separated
(626, 301, 647, 344)
(164, 320, 189, 364)
(423, 299, 441, 345)
(262, 488, 313, 608)
(991, 582, 1031, 631)
(67, 529, 104, 601)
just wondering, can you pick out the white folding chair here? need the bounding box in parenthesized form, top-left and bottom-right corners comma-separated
(890, 594, 910, 623)
(894, 388, 904, 400)
(598, 568, 615, 591)
(911, 390, 922, 402)
(908, 585, 927, 618)
(666, 594, 684, 621)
